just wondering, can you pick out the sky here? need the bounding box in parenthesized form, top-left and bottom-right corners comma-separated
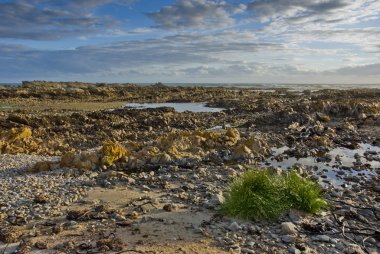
(0, 0, 379, 84)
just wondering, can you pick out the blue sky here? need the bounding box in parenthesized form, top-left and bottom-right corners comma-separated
(0, 0, 379, 84)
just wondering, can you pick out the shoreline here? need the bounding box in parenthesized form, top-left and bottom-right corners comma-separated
(0, 81, 379, 253)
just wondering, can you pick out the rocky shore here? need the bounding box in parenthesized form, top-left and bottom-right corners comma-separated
(0, 81, 379, 253)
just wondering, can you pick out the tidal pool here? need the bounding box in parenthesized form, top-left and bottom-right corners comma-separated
(262, 143, 380, 187)
(125, 102, 225, 113)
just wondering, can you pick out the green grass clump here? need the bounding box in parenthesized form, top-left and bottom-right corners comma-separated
(285, 171, 327, 213)
(221, 169, 327, 220)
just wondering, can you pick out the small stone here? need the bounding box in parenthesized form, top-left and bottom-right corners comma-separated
(316, 235, 330, 242)
(228, 221, 241, 232)
(281, 222, 297, 235)
(163, 204, 176, 212)
(246, 240, 255, 248)
(282, 235, 295, 243)
(288, 247, 301, 254)
(113, 213, 127, 221)
(35, 241, 48, 249)
(130, 211, 139, 219)
(335, 243, 345, 250)
(241, 247, 255, 254)
(346, 244, 365, 254)
(127, 177, 136, 184)
(208, 192, 225, 208)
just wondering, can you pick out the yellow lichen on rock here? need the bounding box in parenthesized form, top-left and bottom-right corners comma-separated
(244, 136, 270, 157)
(101, 141, 128, 166)
(224, 128, 241, 146)
(9, 127, 32, 140)
(0, 127, 40, 154)
(57, 128, 270, 171)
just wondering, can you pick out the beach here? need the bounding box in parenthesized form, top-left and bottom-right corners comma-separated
(0, 81, 379, 253)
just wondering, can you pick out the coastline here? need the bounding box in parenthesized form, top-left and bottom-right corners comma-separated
(0, 81, 379, 253)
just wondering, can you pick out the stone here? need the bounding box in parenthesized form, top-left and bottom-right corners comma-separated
(208, 192, 225, 208)
(346, 244, 365, 254)
(282, 235, 295, 243)
(281, 222, 297, 235)
(228, 221, 241, 232)
(241, 247, 255, 254)
(29, 161, 51, 173)
(163, 204, 176, 212)
(288, 247, 301, 254)
(316, 235, 330, 242)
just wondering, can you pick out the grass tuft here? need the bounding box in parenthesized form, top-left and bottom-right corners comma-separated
(221, 169, 327, 220)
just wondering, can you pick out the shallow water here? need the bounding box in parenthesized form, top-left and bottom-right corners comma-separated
(262, 143, 380, 186)
(207, 124, 233, 131)
(125, 103, 225, 113)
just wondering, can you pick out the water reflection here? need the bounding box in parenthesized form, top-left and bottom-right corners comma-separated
(262, 143, 380, 186)
(125, 103, 224, 113)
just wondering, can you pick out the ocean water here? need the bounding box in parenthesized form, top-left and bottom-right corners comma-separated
(146, 83, 380, 92)
(1, 82, 380, 92)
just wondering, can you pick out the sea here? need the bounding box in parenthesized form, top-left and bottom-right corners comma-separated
(1, 82, 380, 92)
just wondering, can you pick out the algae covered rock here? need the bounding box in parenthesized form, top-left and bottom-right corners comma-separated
(0, 127, 40, 154)
(59, 141, 128, 170)
(9, 126, 32, 140)
(57, 128, 270, 171)
(101, 141, 128, 166)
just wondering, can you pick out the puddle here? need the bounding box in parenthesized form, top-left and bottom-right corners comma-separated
(0, 106, 13, 109)
(262, 143, 380, 187)
(125, 103, 224, 113)
(207, 124, 233, 131)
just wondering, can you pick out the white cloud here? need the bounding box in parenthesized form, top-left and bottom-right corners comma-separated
(147, 0, 243, 30)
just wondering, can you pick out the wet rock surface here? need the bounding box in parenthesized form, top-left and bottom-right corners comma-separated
(0, 82, 379, 253)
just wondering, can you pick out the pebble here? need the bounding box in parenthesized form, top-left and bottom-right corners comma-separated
(288, 247, 301, 254)
(315, 235, 330, 242)
(207, 192, 225, 208)
(281, 222, 297, 235)
(0, 154, 90, 224)
(228, 221, 241, 232)
(241, 247, 255, 254)
(282, 235, 295, 243)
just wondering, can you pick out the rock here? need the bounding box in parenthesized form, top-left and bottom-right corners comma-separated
(35, 241, 48, 249)
(0, 227, 22, 243)
(101, 141, 128, 166)
(316, 235, 330, 242)
(208, 192, 225, 208)
(130, 211, 139, 220)
(241, 247, 255, 254)
(281, 235, 295, 243)
(228, 221, 241, 232)
(113, 213, 127, 221)
(29, 161, 52, 173)
(281, 222, 297, 235)
(288, 247, 301, 254)
(163, 204, 176, 212)
(33, 194, 49, 204)
(346, 244, 365, 254)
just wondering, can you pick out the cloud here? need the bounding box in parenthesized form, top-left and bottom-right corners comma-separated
(147, 0, 245, 30)
(2, 32, 378, 84)
(326, 63, 380, 76)
(0, 0, 135, 40)
(0, 31, 283, 81)
(248, 0, 380, 30)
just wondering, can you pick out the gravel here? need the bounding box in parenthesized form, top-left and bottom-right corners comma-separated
(0, 154, 92, 225)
